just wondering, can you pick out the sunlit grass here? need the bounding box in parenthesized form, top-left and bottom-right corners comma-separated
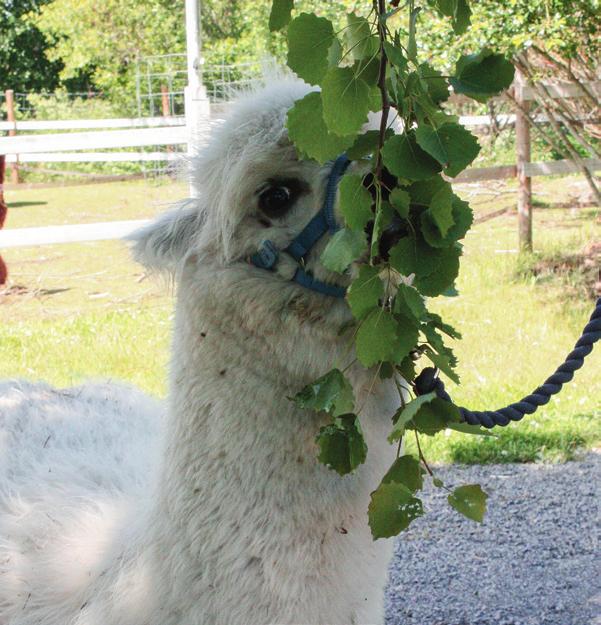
(1, 176, 599, 463)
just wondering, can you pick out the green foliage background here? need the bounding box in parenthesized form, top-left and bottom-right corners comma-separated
(2, 0, 598, 107)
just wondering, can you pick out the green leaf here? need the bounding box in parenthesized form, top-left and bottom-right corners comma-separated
(409, 397, 460, 435)
(421, 324, 457, 368)
(322, 67, 371, 136)
(370, 201, 394, 257)
(447, 195, 473, 241)
(415, 123, 480, 178)
(382, 132, 442, 181)
(450, 49, 515, 103)
(344, 13, 379, 61)
(328, 37, 343, 67)
(427, 184, 455, 237)
(448, 484, 488, 522)
(316, 414, 368, 475)
(368, 85, 383, 112)
(269, 0, 294, 31)
(383, 41, 408, 72)
(413, 245, 461, 296)
(286, 92, 355, 164)
(426, 313, 462, 339)
(396, 284, 427, 320)
(291, 368, 355, 416)
(346, 130, 392, 160)
(389, 237, 461, 294)
(389, 188, 411, 219)
(397, 356, 416, 382)
(380, 362, 395, 379)
(321, 228, 367, 273)
(368, 482, 424, 538)
(433, 477, 444, 488)
(356, 308, 398, 367)
(418, 63, 449, 103)
(421, 193, 473, 248)
(435, 0, 471, 35)
(423, 346, 460, 384)
(447, 422, 497, 437)
(389, 320, 419, 365)
(388, 392, 436, 442)
(452, 0, 471, 35)
(287, 13, 334, 85)
(347, 266, 384, 320)
(408, 175, 450, 207)
(389, 237, 418, 277)
(407, 7, 420, 61)
(339, 174, 373, 231)
(381, 455, 424, 492)
(354, 55, 381, 87)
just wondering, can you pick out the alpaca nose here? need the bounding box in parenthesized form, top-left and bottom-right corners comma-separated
(378, 213, 407, 260)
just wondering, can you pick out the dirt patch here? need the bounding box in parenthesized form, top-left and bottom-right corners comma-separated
(528, 240, 601, 298)
(0, 284, 72, 302)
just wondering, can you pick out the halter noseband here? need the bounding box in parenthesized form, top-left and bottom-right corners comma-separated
(250, 154, 351, 298)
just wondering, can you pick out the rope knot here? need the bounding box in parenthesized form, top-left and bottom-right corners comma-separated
(414, 367, 443, 396)
(414, 367, 453, 403)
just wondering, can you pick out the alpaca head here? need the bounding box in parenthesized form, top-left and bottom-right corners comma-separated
(131, 78, 379, 327)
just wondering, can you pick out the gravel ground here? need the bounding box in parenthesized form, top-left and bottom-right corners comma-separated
(385, 452, 601, 625)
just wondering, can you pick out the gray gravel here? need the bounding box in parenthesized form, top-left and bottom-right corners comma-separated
(385, 452, 601, 625)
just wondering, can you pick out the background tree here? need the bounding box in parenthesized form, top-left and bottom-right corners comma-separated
(0, 0, 64, 93)
(32, 0, 186, 110)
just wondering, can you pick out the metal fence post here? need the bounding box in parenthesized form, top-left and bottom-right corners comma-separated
(515, 69, 533, 251)
(185, 0, 210, 199)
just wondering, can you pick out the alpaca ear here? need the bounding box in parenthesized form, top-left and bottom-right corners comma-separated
(128, 202, 203, 274)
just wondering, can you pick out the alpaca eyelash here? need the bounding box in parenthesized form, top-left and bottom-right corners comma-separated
(255, 177, 308, 198)
(255, 177, 310, 219)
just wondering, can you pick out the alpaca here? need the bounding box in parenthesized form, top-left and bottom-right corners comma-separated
(0, 79, 402, 625)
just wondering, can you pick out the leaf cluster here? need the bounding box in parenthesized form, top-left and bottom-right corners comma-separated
(274, 0, 512, 538)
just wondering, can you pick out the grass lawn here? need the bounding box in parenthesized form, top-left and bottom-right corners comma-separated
(1, 175, 599, 464)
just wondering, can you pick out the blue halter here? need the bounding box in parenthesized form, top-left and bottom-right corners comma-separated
(250, 154, 351, 298)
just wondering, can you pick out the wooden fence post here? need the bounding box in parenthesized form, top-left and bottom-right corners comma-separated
(5, 90, 19, 185)
(161, 85, 171, 117)
(161, 85, 172, 158)
(0, 154, 8, 284)
(515, 69, 533, 251)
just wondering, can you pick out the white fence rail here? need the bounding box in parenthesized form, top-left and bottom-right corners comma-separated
(4, 152, 181, 163)
(0, 126, 188, 154)
(0, 116, 186, 132)
(0, 220, 149, 249)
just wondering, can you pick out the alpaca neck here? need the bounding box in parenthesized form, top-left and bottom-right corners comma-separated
(111, 267, 400, 622)
(147, 267, 351, 553)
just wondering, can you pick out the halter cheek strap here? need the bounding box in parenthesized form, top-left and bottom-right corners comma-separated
(250, 154, 351, 299)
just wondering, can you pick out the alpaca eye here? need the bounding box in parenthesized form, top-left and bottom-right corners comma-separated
(258, 186, 294, 217)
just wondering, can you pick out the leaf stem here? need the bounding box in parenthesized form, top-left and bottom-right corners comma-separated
(414, 430, 434, 477)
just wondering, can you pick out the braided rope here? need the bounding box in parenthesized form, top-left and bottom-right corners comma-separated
(414, 297, 601, 429)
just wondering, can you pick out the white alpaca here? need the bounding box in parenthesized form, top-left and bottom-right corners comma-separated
(0, 79, 401, 625)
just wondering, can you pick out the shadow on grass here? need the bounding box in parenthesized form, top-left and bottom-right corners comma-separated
(448, 428, 589, 464)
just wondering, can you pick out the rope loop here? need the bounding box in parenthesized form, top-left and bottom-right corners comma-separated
(413, 297, 600, 429)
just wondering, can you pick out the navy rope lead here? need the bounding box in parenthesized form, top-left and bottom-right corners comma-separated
(414, 297, 601, 429)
